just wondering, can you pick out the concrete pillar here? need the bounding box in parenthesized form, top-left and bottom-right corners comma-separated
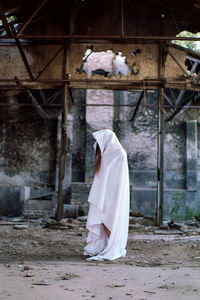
(186, 121, 197, 191)
(72, 89, 86, 182)
(62, 111, 73, 202)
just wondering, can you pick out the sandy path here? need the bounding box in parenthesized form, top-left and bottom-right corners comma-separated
(0, 261, 200, 300)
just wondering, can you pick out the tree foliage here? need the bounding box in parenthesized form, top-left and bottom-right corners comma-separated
(172, 31, 200, 53)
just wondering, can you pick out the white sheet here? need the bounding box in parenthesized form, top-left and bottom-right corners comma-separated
(84, 129, 130, 261)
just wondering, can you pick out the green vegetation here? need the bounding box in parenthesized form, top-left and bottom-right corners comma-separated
(184, 205, 196, 220)
(172, 31, 200, 53)
(169, 190, 182, 221)
(168, 190, 200, 221)
(0, 15, 15, 26)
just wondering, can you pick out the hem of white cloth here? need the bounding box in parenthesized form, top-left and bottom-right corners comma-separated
(85, 252, 126, 261)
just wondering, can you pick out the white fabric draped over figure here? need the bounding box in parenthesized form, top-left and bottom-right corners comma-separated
(84, 129, 130, 261)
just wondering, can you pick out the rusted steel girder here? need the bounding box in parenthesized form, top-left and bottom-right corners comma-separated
(1, 35, 200, 41)
(160, 42, 191, 80)
(131, 90, 144, 123)
(11, 25, 35, 80)
(121, 0, 125, 38)
(27, 89, 49, 119)
(0, 4, 34, 80)
(16, 0, 48, 36)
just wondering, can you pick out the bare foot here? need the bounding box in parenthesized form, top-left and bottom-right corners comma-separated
(102, 223, 111, 238)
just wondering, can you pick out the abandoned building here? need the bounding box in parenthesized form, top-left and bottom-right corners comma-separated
(0, 0, 200, 225)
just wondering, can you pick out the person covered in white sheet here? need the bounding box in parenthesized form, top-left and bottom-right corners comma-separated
(84, 129, 130, 261)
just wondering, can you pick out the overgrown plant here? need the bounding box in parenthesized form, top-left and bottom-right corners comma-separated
(168, 190, 182, 221)
(184, 206, 196, 220)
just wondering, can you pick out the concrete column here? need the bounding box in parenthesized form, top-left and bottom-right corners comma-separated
(186, 121, 197, 191)
(72, 89, 86, 182)
(62, 111, 73, 202)
(156, 87, 164, 226)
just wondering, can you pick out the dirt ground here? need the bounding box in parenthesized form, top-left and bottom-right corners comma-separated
(0, 218, 200, 299)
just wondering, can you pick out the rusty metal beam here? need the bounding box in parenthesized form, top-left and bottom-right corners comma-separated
(27, 89, 49, 119)
(146, 0, 200, 26)
(161, 42, 192, 80)
(131, 90, 144, 123)
(166, 92, 197, 122)
(175, 59, 199, 107)
(121, 0, 125, 38)
(0, 6, 34, 81)
(11, 25, 35, 81)
(15, 38, 34, 80)
(1, 34, 200, 41)
(126, 0, 148, 23)
(0, 79, 200, 91)
(163, 93, 173, 107)
(35, 45, 64, 80)
(16, 0, 48, 36)
(39, 89, 48, 104)
(2, 102, 200, 109)
(47, 90, 62, 103)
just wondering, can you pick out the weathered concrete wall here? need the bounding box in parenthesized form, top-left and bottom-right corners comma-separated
(161, 105, 200, 220)
(71, 89, 86, 182)
(0, 90, 59, 216)
(113, 90, 158, 216)
(70, 88, 200, 221)
(114, 90, 158, 186)
(0, 45, 63, 82)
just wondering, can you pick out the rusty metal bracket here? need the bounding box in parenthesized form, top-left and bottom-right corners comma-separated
(160, 42, 192, 81)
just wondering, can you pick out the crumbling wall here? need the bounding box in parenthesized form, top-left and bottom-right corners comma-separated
(72, 89, 86, 182)
(0, 90, 58, 216)
(113, 90, 158, 216)
(71, 87, 200, 220)
(0, 45, 63, 82)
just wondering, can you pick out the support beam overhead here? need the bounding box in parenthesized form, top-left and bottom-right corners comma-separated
(0, 5, 34, 81)
(1, 35, 200, 41)
(16, 0, 48, 36)
(11, 25, 34, 80)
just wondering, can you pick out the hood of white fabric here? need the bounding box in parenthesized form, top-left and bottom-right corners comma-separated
(92, 129, 122, 154)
